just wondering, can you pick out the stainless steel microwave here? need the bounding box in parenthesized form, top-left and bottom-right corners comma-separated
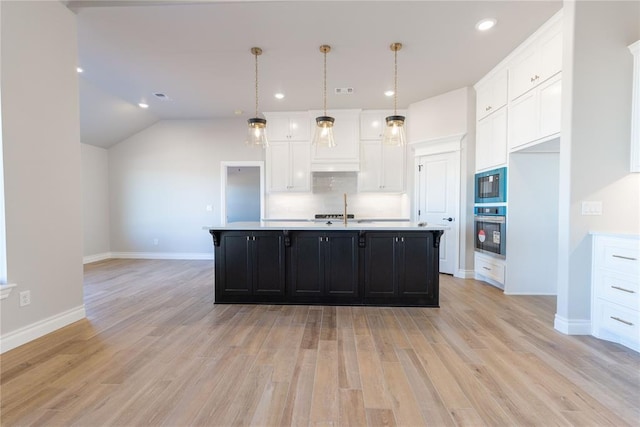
(475, 167, 507, 204)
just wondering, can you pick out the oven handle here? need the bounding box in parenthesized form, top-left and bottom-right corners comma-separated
(475, 215, 506, 224)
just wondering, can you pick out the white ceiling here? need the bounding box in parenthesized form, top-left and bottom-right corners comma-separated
(69, 0, 563, 147)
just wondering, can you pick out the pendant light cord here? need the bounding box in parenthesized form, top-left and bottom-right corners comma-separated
(254, 51, 259, 118)
(323, 48, 327, 116)
(393, 46, 398, 115)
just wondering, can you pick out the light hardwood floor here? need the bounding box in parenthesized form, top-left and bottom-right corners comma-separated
(1, 259, 639, 426)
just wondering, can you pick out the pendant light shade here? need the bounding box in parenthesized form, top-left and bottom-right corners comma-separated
(382, 43, 406, 146)
(246, 47, 268, 148)
(313, 45, 336, 148)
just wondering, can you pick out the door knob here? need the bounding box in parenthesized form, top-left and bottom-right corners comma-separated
(442, 217, 454, 222)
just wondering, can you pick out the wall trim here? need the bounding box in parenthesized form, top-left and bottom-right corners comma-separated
(554, 314, 591, 335)
(83, 252, 111, 264)
(409, 132, 466, 157)
(0, 305, 86, 354)
(454, 269, 475, 279)
(504, 291, 558, 296)
(110, 252, 214, 260)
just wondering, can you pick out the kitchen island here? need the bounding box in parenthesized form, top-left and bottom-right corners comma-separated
(207, 222, 446, 307)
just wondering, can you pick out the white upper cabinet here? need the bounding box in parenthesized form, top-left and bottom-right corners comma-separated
(508, 72, 562, 150)
(358, 140, 405, 192)
(476, 107, 508, 171)
(266, 141, 311, 192)
(509, 17, 563, 101)
(265, 112, 310, 142)
(629, 40, 640, 172)
(360, 110, 394, 140)
(475, 69, 508, 121)
(310, 109, 360, 170)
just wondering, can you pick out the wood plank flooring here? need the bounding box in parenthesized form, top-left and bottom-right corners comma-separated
(1, 258, 639, 426)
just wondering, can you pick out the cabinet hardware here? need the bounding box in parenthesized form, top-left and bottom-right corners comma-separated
(485, 105, 492, 111)
(401, 237, 404, 243)
(482, 266, 491, 271)
(611, 285, 635, 293)
(395, 237, 399, 243)
(612, 254, 637, 261)
(610, 316, 633, 326)
(247, 236, 250, 241)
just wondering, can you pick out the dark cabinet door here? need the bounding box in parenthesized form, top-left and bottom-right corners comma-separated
(364, 233, 397, 297)
(398, 233, 435, 298)
(290, 233, 324, 297)
(289, 231, 359, 300)
(253, 232, 286, 296)
(324, 233, 359, 297)
(218, 232, 252, 295)
(217, 231, 285, 298)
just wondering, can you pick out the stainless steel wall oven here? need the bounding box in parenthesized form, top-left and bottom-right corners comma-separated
(474, 206, 506, 258)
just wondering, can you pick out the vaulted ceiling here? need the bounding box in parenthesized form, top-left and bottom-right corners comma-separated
(68, 0, 563, 147)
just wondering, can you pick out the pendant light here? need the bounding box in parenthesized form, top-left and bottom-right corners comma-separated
(313, 45, 336, 148)
(382, 42, 406, 146)
(246, 47, 268, 147)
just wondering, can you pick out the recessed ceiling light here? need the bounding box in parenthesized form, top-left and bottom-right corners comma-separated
(138, 102, 149, 109)
(384, 90, 395, 97)
(274, 93, 285, 100)
(476, 18, 497, 31)
(76, 67, 83, 73)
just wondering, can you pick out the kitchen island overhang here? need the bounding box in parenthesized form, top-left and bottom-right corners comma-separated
(207, 222, 447, 307)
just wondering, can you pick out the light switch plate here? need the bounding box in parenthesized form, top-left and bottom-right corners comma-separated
(581, 201, 603, 215)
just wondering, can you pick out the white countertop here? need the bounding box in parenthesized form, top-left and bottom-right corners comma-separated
(206, 221, 449, 231)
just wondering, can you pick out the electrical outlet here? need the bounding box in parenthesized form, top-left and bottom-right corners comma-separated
(153, 238, 159, 246)
(19, 290, 31, 307)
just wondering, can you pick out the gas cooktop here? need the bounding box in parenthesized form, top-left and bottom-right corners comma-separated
(314, 214, 355, 220)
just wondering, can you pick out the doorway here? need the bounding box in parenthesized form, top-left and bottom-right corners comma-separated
(220, 161, 264, 224)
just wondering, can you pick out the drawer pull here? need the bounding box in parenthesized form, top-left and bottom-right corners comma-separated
(482, 266, 491, 271)
(611, 285, 635, 294)
(610, 316, 633, 326)
(612, 254, 637, 261)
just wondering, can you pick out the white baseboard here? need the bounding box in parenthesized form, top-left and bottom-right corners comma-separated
(0, 305, 86, 354)
(83, 252, 111, 264)
(554, 314, 591, 335)
(110, 252, 214, 260)
(454, 269, 475, 279)
(504, 291, 557, 296)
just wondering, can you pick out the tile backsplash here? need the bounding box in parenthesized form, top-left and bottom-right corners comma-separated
(311, 172, 358, 194)
(266, 191, 411, 220)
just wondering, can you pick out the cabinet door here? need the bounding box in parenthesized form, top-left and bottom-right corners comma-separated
(364, 233, 398, 297)
(290, 233, 324, 297)
(266, 141, 290, 192)
(253, 232, 285, 295)
(360, 111, 385, 140)
(381, 143, 405, 192)
(509, 48, 540, 101)
(218, 233, 251, 295)
(508, 89, 538, 149)
(476, 69, 508, 121)
(358, 141, 382, 191)
(311, 111, 360, 163)
(538, 75, 562, 140)
(476, 108, 507, 171)
(324, 233, 359, 297)
(289, 142, 311, 191)
(398, 234, 436, 298)
(539, 29, 562, 84)
(266, 115, 292, 141)
(288, 113, 310, 141)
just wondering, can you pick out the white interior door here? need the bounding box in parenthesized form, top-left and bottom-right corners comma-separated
(417, 151, 460, 275)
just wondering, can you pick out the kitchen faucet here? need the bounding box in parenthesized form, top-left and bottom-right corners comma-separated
(343, 193, 348, 226)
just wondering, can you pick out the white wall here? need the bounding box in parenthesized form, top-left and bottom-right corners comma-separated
(556, 0, 640, 333)
(108, 118, 263, 256)
(82, 143, 110, 260)
(507, 151, 559, 295)
(0, 2, 84, 348)
(408, 87, 475, 277)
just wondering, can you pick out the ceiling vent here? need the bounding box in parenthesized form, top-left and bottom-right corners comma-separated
(153, 92, 171, 100)
(334, 87, 354, 95)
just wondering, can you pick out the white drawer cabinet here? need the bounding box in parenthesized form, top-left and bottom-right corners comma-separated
(591, 234, 640, 352)
(475, 252, 505, 289)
